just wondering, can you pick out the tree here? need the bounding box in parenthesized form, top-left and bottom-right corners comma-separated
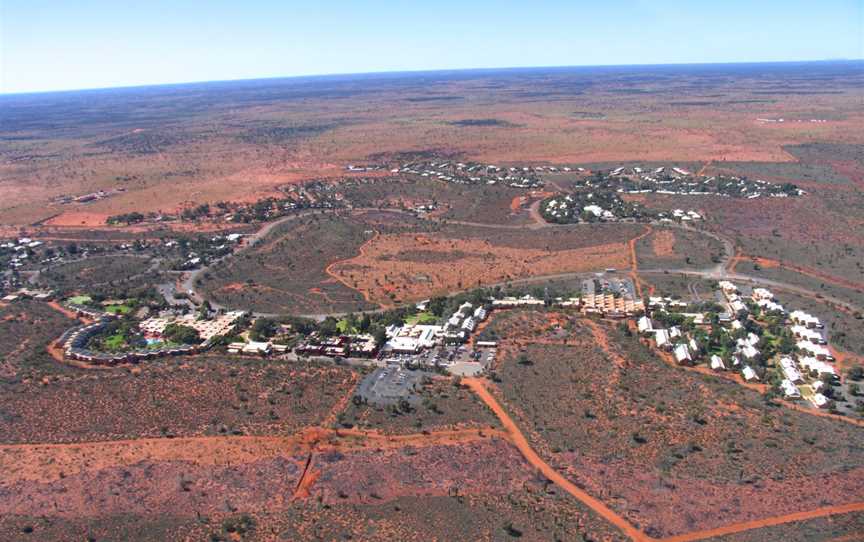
(319, 317, 338, 337)
(163, 324, 200, 344)
(249, 318, 277, 341)
(372, 327, 387, 348)
(847, 365, 864, 381)
(358, 313, 371, 333)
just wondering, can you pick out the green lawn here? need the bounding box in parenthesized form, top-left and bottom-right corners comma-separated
(103, 333, 126, 350)
(336, 319, 357, 333)
(68, 295, 92, 305)
(105, 304, 132, 314)
(405, 312, 438, 325)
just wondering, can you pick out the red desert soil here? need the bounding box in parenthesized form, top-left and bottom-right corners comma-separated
(629, 224, 653, 298)
(329, 233, 630, 306)
(462, 377, 648, 542)
(464, 375, 864, 542)
(651, 229, 676, 258)
(42, 212, 110, 227)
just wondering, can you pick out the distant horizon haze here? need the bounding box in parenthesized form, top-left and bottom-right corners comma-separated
(1, 0, 862, 93)
(1, 58, 863, 97)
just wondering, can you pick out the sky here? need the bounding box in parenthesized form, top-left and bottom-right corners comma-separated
(1, 0, 862, 93)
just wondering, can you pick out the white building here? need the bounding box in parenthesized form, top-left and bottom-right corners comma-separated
(637, 316, 653, 334)
(674, 343, 692, 364)
(742, 365, 759, 381)
(781, 379, 800, 399)
(710, 355, 725, 371)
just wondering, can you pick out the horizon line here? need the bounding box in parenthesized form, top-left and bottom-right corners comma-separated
(2, 57, 862, 97)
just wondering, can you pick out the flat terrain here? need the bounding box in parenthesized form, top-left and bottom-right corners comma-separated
(2, 62, 863, 225)
(635, 227, 725, 270)
(0, 359, 356, 443)
(332, 222, 641, 305)
(0, 300, 76, 380)
(487, 312, 864, 538)
(337, 376, 501, 434)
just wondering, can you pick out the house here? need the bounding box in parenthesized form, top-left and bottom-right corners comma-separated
(751, 288, 774, 301)
(796, 341, 833, 361)
(755, 298, 785, 313)
(719, 281, 738, 294)
(780, 379, 800, 399)
(812, 393, 830, 408)
(673, 343, 692, 365)
(637, 316, 653, 335)
(798, 356, 836, 377)
(742, 366, 759, 381)
(790, 310, 822, 329)
(688, 337, 701, 358)
(779, 357, 803, 383)
(655, 329, 671, 350)
(710, 355, 725, 371)
(791, 325, 824, 344)
(738, 344, 760, 361)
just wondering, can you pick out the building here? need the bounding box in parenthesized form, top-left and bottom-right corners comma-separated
(673, 343, 692, 365)
(798, 356, 836, 377)
(637, 316, 653, 335)
(791, 325, 825, 344)
(780, 357, 803, 383)
(742, 366, 759, 381)
(812, 393, 830, 408)
(710, 355, 725, 371)
(790, 310, 822, 329)
(386, 324, 443, 353)
(655, 329, 671, 350)
(796, 341, 833, 361)
(781, 379, 800, 399)
(491, 295, 545, 308)
(581, 294, 643, 318)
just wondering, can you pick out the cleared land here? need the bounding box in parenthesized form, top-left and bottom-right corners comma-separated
(331, 223, 641, 305)
(635, 227, 725, 270)
(337, 376, 501, 434)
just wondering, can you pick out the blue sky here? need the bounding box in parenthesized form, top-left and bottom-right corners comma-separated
(1, 0, 861, 93)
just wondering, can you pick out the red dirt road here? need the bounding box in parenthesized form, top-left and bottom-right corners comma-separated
(662, 502, 864, 542)
(462, 377, 649, 542)
(464, 376, 864, 542)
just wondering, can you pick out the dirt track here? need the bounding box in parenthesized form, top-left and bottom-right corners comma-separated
(462, 377, 649, 542)
(463, 375, 864, 542)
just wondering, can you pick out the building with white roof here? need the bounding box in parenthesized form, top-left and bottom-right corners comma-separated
(796, 341, 833, 361)
(790, 310, 822, 329)
(781, 379, 800, 399)
(798, 356, 836, 376)
(791, 325, 825, 344)
(710, 355, 725, 371)
(751, 288, 774, 301)
(637, 316, 653, 334)
(742, 366, 759, 381)
(780, 357, 803, 383)
(673, 343, 692, 364)
(812, 393, 830, 408)
(655, 329, 671, 350)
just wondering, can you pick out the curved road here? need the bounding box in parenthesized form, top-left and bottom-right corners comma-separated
(178, 206, 863, 319)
